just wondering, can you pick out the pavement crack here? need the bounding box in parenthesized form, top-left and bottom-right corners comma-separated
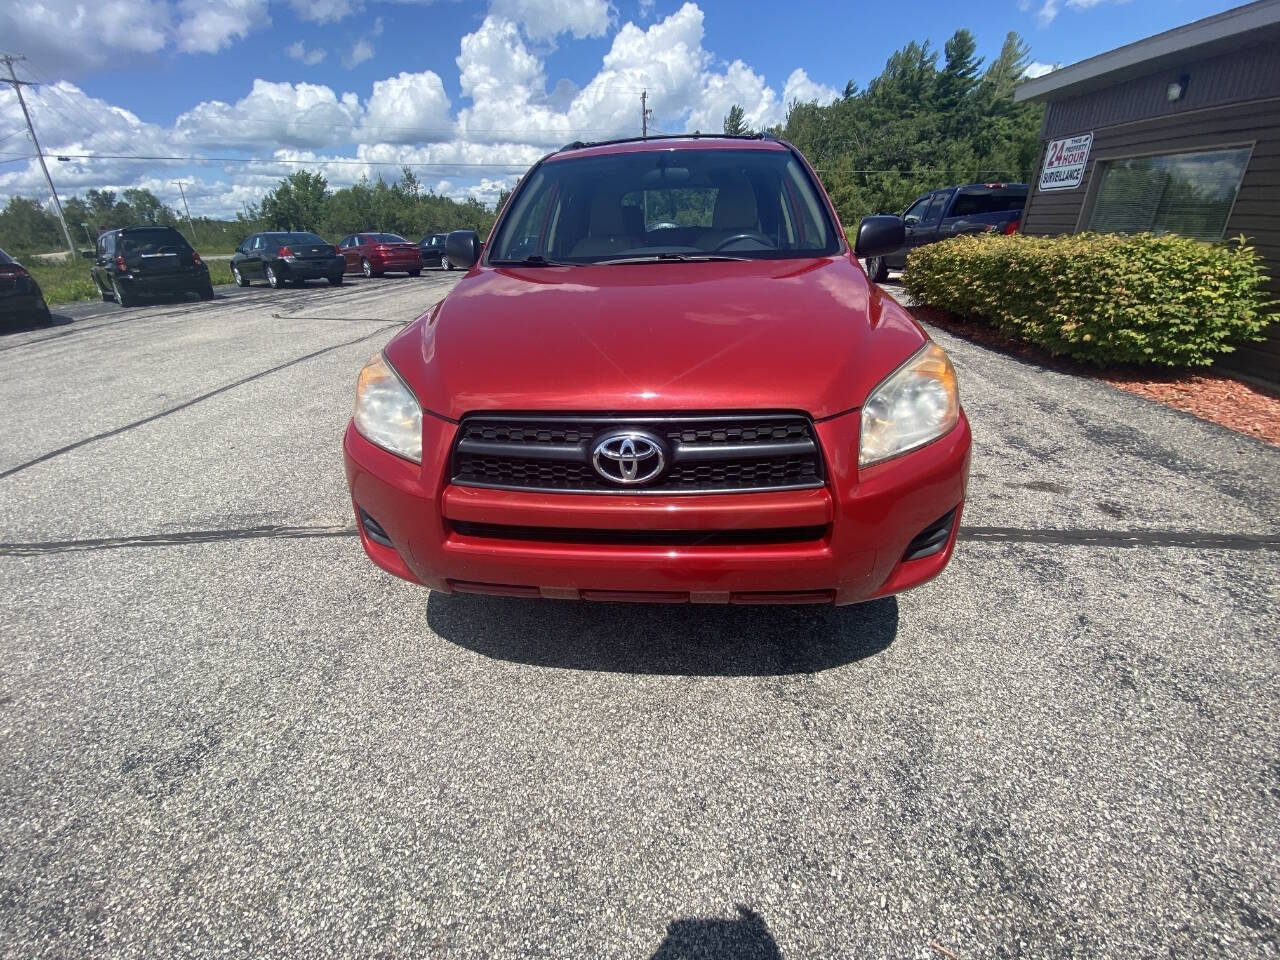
(961, 526, 1280, 551)
(0, 524, 358, 556)
(0, 322, 403, 482)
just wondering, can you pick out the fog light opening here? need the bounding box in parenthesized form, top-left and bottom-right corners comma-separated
(358, 507, 395, 548)
(902, 508, 957, 562)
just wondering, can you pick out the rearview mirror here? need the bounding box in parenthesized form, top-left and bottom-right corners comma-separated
(445, 230, 482, 270)
(854, 216, 906, 259)
(80, 250, 94, 260)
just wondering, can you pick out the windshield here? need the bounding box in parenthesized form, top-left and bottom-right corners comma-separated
(372, 233, 408, 243)
(121, 228, 191, 253)
(276, 232, 326, 245)
(489, 147, 840, 264)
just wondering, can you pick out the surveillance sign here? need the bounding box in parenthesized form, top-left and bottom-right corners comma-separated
(1039, 133, 1093, 191)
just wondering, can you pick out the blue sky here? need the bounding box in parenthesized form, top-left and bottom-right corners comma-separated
(0, 0, 1246, 218)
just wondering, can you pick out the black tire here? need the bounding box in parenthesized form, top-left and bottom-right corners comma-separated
(112, 278, 136, 308)
(865, 256, 889, 283)
(361, 258, 377, 279)
(442, 256, 453, 271)
(328, 276, 344, 286)
(265, 265, 282, 289)
(232, 265, 249, 287)
(408, 269, 421, 277)
(99, 280, 113, 302)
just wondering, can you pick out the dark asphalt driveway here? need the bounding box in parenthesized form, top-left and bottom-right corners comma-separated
(0, 276, 1276, 958)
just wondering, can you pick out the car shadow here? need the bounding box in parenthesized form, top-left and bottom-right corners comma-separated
(648, 906, 783, 959)
(424, 593, 898, 676)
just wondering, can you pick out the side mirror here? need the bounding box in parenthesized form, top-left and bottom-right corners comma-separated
(903, 216, 920, 226)
(854, 216, 906, 259)
(445, 230, 482, 270)
(80, 250, 95, 260)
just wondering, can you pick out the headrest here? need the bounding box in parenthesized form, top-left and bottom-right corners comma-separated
(713, 183, 758, 230)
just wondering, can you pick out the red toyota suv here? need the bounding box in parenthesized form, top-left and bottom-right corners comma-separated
(343, 135, 971, 605)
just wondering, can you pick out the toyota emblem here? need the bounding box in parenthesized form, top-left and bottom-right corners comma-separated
(592, 431, 667, 485)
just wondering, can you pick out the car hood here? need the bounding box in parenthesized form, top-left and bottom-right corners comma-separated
(385, 255, 929, 422)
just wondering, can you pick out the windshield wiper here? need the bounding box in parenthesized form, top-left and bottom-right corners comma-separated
(595, 253, 749, 265)
(490, 255, 569, 267)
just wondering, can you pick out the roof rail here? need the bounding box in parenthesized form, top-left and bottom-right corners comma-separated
(555, 131, 781, 154)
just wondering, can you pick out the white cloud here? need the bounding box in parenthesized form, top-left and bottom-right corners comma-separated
(344, 39, 376, 68)
(1023, 61, 1057, 78)
(289, 0, 361, 23)
(782, 68, 839, 107)
(174, 80, 363, 149)
(638, 0, 655, 18)
(1, 1, 851, 219)
(0, 0, 171, 72)
(286, 41, 328, 66)
(1038, 0, 1115, 25)
(176, 0, 270, 54)
(362, 72, 454, 143)
(489, 0, 613, 40)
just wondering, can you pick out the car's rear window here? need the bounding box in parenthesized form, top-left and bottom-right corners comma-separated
(949, 190, 1027, 218)
(121, 229, 191, 253)
(372, 233, 408, 243)
(275, 232, 326, 245)
(489, 147, 841, 264)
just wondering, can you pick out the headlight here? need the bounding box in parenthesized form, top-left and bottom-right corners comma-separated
(353, 353, 422, 463)
(859, 341, 959, 468)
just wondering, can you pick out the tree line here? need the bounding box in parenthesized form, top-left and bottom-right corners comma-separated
(0, 27, 1043, 254)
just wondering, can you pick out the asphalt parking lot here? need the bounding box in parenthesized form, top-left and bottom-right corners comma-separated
(1, 274, 1277, 959)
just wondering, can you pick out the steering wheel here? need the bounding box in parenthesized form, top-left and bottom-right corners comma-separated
(713, 232, 773, 251)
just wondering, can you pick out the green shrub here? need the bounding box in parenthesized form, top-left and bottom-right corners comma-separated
(901, 232, 1276, 367)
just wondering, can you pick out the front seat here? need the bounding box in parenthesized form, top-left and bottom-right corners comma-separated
(699, 183, 759, 249)
(570, 195, 638, 258)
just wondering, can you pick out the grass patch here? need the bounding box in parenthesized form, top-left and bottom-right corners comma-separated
(25, 256, 234, 306)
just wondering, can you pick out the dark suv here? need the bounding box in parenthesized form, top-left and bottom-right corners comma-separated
(231, 232, 345, 288)
(89, 226, 213, 307)
(863, 183, 1028, 281)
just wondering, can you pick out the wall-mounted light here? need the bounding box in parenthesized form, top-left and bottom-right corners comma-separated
(1167, 74, 1190, 102)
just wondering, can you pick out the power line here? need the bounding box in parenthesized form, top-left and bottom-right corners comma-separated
(0, 151, 535, 169)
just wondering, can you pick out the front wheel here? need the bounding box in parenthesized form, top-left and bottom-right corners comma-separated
(232, 265, 249, 287)
(265, 265, 281, 289)
(865, 256, 888, 283)
(328, 276, 344, 287)
(361, 258, 375, 278)
(442, 256, 452, 271)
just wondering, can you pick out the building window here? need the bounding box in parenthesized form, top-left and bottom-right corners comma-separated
(1086, 146, 1250, 242)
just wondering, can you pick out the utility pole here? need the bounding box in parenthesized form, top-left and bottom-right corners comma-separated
(1, 53, 77, 259)
(173, 181, 198, 247)
(641, 89, 652, 138)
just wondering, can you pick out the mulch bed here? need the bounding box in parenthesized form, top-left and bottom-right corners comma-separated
(909, 304, 1280, 448)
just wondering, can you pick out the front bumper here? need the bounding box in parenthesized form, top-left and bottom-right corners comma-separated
(344, 409, 971, 605)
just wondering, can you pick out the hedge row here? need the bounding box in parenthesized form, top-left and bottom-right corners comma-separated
(900, 232, 1275, 367)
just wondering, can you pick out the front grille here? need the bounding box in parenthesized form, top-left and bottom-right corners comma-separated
(450, 521, 827, 546)
(451, 413, 824, 494)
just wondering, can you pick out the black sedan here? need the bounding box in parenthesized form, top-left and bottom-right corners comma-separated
(419, 233, 447, 268)
(0, 248, 52, 326)
(231, 232, 345, 288)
